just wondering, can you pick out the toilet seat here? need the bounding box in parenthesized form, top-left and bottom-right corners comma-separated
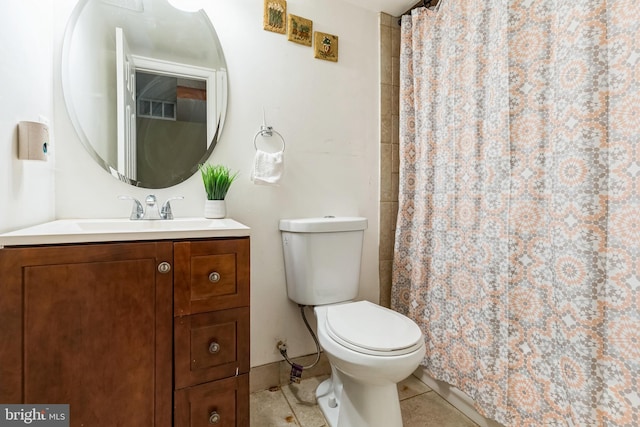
(325, 301, 424, 356)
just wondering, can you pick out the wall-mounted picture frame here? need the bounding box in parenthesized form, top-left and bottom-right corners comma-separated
(314, 32, 339, 62)
(264, 0, 287, 34)
(287, 14, 313, 46)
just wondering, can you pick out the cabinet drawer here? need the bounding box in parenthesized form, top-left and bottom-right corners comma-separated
(175, 307, 250, 389)
(174, 374, 249, 427)
(175, 238, 250, 316)
(191, 253, 237, 302)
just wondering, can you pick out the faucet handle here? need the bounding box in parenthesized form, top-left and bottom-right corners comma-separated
(161, 196, 184, 220)
(118, 195, 144, 220)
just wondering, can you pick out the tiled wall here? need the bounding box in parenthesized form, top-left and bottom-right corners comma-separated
(379, 13, 401, 307)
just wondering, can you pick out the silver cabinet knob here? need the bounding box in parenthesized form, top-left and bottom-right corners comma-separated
(209, 342, 220, 354)
(158, 262, 171, 274)
(209, 411, 221, 424)
(208, 272, 220, 283)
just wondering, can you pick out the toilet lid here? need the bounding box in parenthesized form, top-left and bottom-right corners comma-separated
(325, 301, 424, 356)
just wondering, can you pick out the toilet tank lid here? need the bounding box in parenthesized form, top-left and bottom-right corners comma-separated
(279, 217, 368, 233)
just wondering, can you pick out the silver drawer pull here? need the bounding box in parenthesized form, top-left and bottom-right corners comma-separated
(208, 341, 220, 354)
(208, 272, 221, 283)
(209, 411, 221, 424)
(157, 262, 171, 274)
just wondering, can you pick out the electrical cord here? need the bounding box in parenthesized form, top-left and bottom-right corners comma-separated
(279, 305, 321, 369)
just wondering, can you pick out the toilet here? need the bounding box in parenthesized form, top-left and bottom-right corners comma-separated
(279, 217, 425, 427)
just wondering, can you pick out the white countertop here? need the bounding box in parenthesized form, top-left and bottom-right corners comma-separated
(0, 217, 250, 247)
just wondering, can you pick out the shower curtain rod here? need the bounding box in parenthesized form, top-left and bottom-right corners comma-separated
(398, 0, 440, 24)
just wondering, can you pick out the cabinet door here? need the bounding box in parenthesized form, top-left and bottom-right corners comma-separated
(174, 238, 250, 316)
(0, 242, 173, 427)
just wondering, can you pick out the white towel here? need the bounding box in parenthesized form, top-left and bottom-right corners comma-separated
(251, 149, 284, 185)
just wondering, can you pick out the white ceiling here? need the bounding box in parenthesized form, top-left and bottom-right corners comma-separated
(342, 0, 417, 17)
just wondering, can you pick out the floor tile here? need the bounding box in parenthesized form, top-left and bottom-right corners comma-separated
(250, 387, 300, 426)
(398, 375, 432, 400)
(250, 374, 479, 427)
(281, 376, 329, 427)
(401, 391, 479, 427)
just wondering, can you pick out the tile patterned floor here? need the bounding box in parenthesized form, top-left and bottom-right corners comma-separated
(250, 374, 479, 426)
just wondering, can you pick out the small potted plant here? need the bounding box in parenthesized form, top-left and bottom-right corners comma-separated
(199, 163, 238, 218)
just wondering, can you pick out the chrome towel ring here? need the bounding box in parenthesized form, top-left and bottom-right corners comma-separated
(253, 125, 285, 152)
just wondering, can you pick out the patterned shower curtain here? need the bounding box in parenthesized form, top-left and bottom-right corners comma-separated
(392, 0, 640, 426)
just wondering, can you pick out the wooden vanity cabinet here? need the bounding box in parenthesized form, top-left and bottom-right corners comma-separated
(0, 236, 250, 427)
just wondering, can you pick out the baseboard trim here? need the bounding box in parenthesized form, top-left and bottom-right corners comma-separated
(414, 368, 504, 427)
(250, 352, 331, 393)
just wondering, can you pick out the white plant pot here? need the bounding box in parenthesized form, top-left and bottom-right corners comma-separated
(204, 199, 226, 219)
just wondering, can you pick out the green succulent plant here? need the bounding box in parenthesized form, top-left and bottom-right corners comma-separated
(199, 164, 238, 200)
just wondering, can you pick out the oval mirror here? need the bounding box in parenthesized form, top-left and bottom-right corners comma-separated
(62, 0, 227, 188)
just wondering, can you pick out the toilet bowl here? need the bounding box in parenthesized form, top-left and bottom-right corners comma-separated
(279, 217, 425, 427)
(314, 301, 425, 427)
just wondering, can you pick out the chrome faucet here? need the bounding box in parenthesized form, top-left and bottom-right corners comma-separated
(143, 195, 161, 220)
(119, 195, 183, 220)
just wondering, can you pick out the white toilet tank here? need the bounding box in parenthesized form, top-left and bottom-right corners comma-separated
(279, 217, 368, 306)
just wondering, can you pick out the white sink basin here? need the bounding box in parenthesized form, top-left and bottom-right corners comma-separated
(0, 218, 250, 246)
(75, 218, 224, 232)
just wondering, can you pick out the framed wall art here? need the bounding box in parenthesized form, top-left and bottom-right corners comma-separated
(287, 14, 313, 46)
(264, 0, 286, 34)
(314, 32, 339, 62)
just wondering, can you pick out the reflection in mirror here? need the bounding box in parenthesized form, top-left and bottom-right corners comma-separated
(62, 0, 228, 188)
(136, 72, 208, 188)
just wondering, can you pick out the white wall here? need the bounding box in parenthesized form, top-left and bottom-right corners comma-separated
(53, 0, 380, 367)
(0, 0, 56, 233)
